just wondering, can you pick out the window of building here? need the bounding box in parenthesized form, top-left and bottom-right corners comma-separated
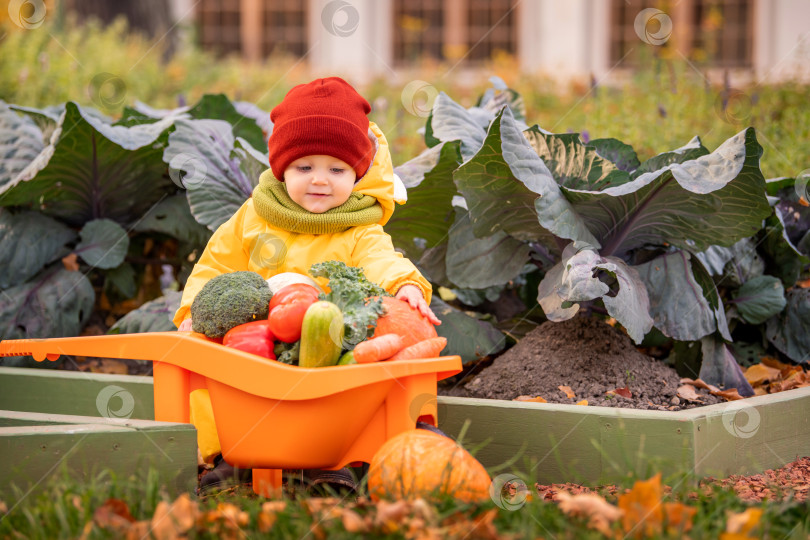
(393, 0, 517, 65)
(393, 0, 444, 63)
(465, 0, 517, 62)
(198, 0, 242, 57)
(609, 0, 753, 68)
(262, 0, 308, 58)
(197, 0, 307, 59)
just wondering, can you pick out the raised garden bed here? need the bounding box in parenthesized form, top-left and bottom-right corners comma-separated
(4, 364, 809, 499)
(0, 367, 196, 501)
(436, 386, 810, 485)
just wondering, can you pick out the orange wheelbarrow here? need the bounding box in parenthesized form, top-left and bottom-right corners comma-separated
(0, 332, 462, 496)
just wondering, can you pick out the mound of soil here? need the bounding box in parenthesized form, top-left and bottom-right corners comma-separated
(455, 316, 723, 411)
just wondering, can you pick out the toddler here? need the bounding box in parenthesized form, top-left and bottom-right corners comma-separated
(173, 77, 439, 492)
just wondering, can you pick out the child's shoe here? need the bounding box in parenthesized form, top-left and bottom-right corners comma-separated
(199, 454, 253, 492)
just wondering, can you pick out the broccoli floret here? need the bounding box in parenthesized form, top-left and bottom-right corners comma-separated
(190, 271, 271, 338)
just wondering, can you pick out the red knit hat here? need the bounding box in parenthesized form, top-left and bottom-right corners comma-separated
(268, 77, 374, 180)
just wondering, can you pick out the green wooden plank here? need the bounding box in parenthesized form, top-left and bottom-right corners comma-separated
(695, 387, 810, 478)
(1, 422, 197, 502)
(597, 415, 695, 484)
(438, 387, 810, 484)
(438, 396, 605, 484)
(0, 410, 189, 430)
(0, 367, 155, 419)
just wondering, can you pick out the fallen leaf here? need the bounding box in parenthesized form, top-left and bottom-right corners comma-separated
(710, 388, 744, 401)
(576, 400, 589, 406)
(558, 385, 576, 399)
(93, 498, 135, 533)
(663, 501, 697, 533)
(611, 387, 632, 399)
(78, 521, 94, 540)
(150, 494, 199, 540)
(722, 507, 762, 538)
(62, 253, 80, 271)
(799, 196, 809, 207)
(681, 378, 720, 393)
(374, 500, 410, 534)
(676, 385, 703, 402)
(341, 509, 368, 533)
(125, 521, 152, 540)
(257, 501, 287, 533)
(443, 508, 499, 540)
(760, 356, 792, 371)
(796, 277, 810, 288)
(618, 473, 664, 538)
(514, 395, 547, 403)
(197, 502, 249, 539)
(556, 491, 622, 536)
(744, 363, 781, 386)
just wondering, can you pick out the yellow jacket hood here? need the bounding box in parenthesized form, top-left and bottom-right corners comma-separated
(354, 122, 403, 226)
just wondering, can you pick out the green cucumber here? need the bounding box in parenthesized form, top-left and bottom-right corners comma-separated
(337, 351, 356, 365)
(299, 301, 344, 368)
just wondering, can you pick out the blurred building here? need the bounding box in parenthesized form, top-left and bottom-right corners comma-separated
(183, 0, 809, 83)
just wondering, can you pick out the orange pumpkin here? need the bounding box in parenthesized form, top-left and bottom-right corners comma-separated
(372, 297, 438, 348)
(367, 429, 491, 503)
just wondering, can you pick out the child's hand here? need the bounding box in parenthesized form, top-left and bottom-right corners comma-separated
(395, 285, 441, 326)
(177, 318, 193, 332)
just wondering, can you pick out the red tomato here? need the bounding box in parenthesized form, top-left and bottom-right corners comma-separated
(268, 283, 320, 343)
(269, 283, 320, 311)
(223, 320, 276, 360)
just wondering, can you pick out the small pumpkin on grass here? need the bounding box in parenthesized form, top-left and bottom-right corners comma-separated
(367, 429, 491, 503)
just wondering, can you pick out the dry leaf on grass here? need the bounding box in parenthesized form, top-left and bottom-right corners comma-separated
(558, 385, 576, 399)
(93, 498, 135, 533)
(196, 502, 249, 540)
(662, 501, 697, 533)
(257, 501, 287, 533)
(616, 473, 696, 538)
(443, 508, 500, 540)
(150, 494, 199, 540)
(676, 384, 703, 402)
(341, 509, 369, 533)
(720, 508, 762, 539)
(374, 500, 411, 534)
(618, 473, 664, 538)
(555, 491, 622, 536)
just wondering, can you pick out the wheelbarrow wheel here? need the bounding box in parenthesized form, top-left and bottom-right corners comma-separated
(283, 467, 359, 496)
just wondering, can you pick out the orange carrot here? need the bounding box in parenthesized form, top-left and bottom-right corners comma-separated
(353, 334, 405, 364)
(386, 337, 447, 362)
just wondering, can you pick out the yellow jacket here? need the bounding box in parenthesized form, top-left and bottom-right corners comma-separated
(173, 122, 430, 328)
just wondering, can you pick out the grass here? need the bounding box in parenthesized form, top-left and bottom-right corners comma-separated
(1, 464, 809, 539)
(2, 16, 809, 180)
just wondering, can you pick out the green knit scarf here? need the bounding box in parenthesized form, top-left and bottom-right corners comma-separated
(252, 171, 383, 234)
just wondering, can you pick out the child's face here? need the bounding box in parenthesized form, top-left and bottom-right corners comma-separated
(283, 155, 357, 213)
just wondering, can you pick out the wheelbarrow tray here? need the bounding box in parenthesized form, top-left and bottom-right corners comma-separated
(0, 332, 462, 471)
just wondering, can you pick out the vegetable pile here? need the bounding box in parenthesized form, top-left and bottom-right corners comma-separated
(188, 262, 446, 367)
